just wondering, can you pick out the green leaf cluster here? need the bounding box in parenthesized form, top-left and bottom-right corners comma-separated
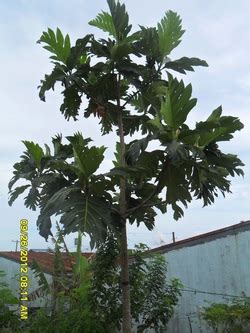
(91, 237, 182, 331)
(0, 271, 19, 331)
(8, 133, 118, 246)
(202, 299, 250, 333)
(36, 1, 208, 124)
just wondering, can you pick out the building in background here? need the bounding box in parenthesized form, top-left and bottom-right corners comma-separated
(148, 220, 250, 332)
(1, 221, 249, 332)
(0, 250, 93, 308)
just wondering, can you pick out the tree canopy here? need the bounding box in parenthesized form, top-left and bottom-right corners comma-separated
(8, 1, 244, 331)
(9, 4, 244, 241)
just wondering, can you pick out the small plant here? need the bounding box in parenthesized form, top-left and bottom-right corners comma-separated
(26, 230, 111, 333)
(135, 253, 181, 332)
(0, 270, 19, 332)
(27, 233, 181, 332)
(91, 237, 182, 332)
(202, 298, 250, 333)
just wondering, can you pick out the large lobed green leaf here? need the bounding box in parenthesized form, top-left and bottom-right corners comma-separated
(38, 65, 66, 102)
(89, 0, 131, 41)
(107, 0, 132, 40)
(197, 106, 244, 146)
(157, 11, 185, 59)
(60, 85, 82, 121)
(137, 26, 160, 60)
(164, 56, 208, 74)
(160, 74, 197, 131)
(158, 163, 192, 220)
(66, 135, 106, 180)
(22, 141, 44, 168)
(39, 186, 113, 248)
(66, 35, 92, 69)
(8, 184, 30, 207)
(89, 11, 117, 39)
(38, 27, 71, 64)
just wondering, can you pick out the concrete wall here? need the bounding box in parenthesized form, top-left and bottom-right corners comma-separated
(160, 226, 250, 333)
(0, 257, 52, 308)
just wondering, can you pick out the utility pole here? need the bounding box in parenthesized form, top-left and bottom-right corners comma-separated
(172, 232, 176, 243)
(11, 240, 19, 252)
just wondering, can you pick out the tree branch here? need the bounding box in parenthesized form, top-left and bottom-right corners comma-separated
(122, 89, 141, 108)
(125, 157, 170, 217)
(124, 189, 158, 217)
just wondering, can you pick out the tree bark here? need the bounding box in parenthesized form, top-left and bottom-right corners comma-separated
(120, 218, 132, 333)
(117, 74, 132, 333)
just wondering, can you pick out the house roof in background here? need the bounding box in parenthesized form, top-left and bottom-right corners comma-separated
(148, 220, 250, 254)
(0, 251, 93, 275)
(1, 221, 249, 271)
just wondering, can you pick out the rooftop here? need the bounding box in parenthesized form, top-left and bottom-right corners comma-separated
(1, 221, 249, 271)
(148, 220, 250, 254)
(0, 250, 93, 275)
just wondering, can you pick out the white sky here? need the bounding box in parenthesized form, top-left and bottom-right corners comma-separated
(0, 0, 249, 251)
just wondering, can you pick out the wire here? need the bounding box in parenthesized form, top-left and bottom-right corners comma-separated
(128, 231, 173, 235)
(169, 284, 248, 299)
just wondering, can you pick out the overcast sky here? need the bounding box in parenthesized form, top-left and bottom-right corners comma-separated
(0, 0, 249, 251)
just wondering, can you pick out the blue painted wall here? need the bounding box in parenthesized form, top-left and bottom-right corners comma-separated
(160, 225, 250, 332)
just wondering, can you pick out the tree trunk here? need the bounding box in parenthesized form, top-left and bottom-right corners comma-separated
(117, 77, 132, 332)
(120, 218, 132, 333)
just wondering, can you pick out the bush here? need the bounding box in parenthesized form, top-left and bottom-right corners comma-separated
(0, 270, 19, 332)
(202, 298, 250, 333)
(91, 239, 182, 332)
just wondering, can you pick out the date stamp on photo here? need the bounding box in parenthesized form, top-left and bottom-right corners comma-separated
(20, 219, 28, 320)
